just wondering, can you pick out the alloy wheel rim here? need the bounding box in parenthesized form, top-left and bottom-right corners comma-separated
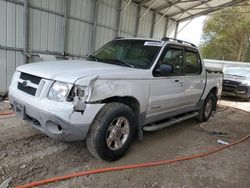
(205, 98, 213, 118)
(106, 116, 130, 151)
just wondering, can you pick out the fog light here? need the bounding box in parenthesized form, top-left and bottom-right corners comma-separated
(46, 121, 63, 134)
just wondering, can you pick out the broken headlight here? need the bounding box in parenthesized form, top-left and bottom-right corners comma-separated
(72, 85, 92, 112)
(48, 81, 73, 102)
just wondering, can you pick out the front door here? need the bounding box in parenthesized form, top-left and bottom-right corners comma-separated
(146, 45, 187, 122)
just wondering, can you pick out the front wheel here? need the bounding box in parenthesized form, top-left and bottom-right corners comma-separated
(86, 102, 136, 161)
(197, 92, 217, 122)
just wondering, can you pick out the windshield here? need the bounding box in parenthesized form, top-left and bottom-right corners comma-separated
(224, 67, 250, 78)
(88, 40, 162, 69)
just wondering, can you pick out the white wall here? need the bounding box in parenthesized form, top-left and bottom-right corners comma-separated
(0, 1, 25, 92)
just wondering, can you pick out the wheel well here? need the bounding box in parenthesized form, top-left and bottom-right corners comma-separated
(209, 87, 218, 111)
(101, 96, 140, 120)
(210, 87, 218, 96)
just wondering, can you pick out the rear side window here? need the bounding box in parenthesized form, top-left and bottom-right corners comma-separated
(184, 51, 201, 75)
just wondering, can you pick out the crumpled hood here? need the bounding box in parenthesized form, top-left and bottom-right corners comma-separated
(16, 60, 129, 83)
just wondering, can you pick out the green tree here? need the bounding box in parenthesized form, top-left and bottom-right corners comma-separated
(200, 5, 250, 62)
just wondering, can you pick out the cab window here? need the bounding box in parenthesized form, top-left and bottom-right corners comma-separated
(184, 50, 201, 75)
(155, 48, 183, 76)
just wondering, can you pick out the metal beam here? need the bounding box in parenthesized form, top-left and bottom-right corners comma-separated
(122, 0, 132, 13)
(150, 11, 156, 38)
(173, 4, 192, 17)
(163, 17, 169, 37)
(91, 0, 98, 53)
(155, 5, 172, 25)
(192, 3, 250, 10)
(0, 45, 23, 52)
(62, 0, 70, 55)
(140, 0, 155, 5)
(174, 21, 179, 39)
(155, 0, 182, 12)
(177, 19, 193, 34)
(139, 0, 158, 20)
(168, 0, 213, 18)
(178, 0, 247, 22)
(23, 0, 29, 63)
(116, 0, 123, 37)
(135, 4, 142, 37)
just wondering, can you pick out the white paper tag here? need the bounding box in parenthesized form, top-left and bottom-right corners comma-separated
(144, 41, 164, 47)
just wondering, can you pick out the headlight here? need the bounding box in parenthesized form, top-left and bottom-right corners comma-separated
(72, 85, 91, 112)
(48, 82, 73, 102)
(74, 85, 91, 100)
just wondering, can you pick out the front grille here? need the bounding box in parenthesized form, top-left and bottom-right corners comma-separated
(17, 72, 42, 96)
(18, 82, 36, 96)
(223, 80, 247, 94)
(20, 72, 41, 84)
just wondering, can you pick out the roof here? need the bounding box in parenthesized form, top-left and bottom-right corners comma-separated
(132, 0, 248, 22)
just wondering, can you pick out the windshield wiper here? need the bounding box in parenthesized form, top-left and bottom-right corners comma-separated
(104, 59, 135, 68)
(88, 55, 101, 62)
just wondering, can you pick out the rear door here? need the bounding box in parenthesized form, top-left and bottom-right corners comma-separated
(181, 48, 206, 106)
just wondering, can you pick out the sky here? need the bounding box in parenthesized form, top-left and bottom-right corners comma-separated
(177, 16, 206, 46)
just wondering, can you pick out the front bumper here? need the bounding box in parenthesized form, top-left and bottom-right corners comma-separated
(222, 85, 250, 99)
(9, 94, 104, 142)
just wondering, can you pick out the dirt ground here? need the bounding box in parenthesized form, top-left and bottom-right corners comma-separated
(0, 98, 250, 188)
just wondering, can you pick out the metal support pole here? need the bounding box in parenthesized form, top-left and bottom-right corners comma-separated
(139, 0, 157, 21)
(62, 0, 69, 56)
(150, 12, 156, 38)
(116, 0, 123, 37)
(174, 21, 179, 39)
(23, 0, 29, 63)
(135, 4, 142, 37)
(177, 19, 193, 35)
(122, 0, 132, 13)
(91, 0, 98, 53)
(163, 17, 169, 37)
(155, 6, 172, 26)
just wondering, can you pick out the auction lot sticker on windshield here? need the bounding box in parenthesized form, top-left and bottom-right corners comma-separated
(144, 41, 164, 47)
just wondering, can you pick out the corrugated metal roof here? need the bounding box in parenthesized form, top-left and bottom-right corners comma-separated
(132, 0, 247, 22)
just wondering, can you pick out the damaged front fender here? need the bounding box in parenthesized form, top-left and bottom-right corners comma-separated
(89, 79, 150, 113)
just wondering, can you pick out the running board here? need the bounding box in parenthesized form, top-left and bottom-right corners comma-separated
(143, 112, 199, 132)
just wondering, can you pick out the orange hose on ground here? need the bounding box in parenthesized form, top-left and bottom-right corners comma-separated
(15, 133, 250, 188)
(0, 111, 14, 116)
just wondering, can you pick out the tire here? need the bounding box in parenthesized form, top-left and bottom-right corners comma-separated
(86, 102, 136, 161)
(197, 92, 217, 122)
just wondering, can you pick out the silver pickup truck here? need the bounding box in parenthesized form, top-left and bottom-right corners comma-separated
(9, 37, 222, 161)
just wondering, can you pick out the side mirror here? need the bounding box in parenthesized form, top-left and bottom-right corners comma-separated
(154, 64, 174, 76)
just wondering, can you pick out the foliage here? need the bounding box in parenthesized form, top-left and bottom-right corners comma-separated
(200, 5, 250, 62)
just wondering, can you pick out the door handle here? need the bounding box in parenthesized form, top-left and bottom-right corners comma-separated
(175, 79, 184, 86)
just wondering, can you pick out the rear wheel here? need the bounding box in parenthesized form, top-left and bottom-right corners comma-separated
(86, 102, 136, 161)
(197, 92, 217, 122)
